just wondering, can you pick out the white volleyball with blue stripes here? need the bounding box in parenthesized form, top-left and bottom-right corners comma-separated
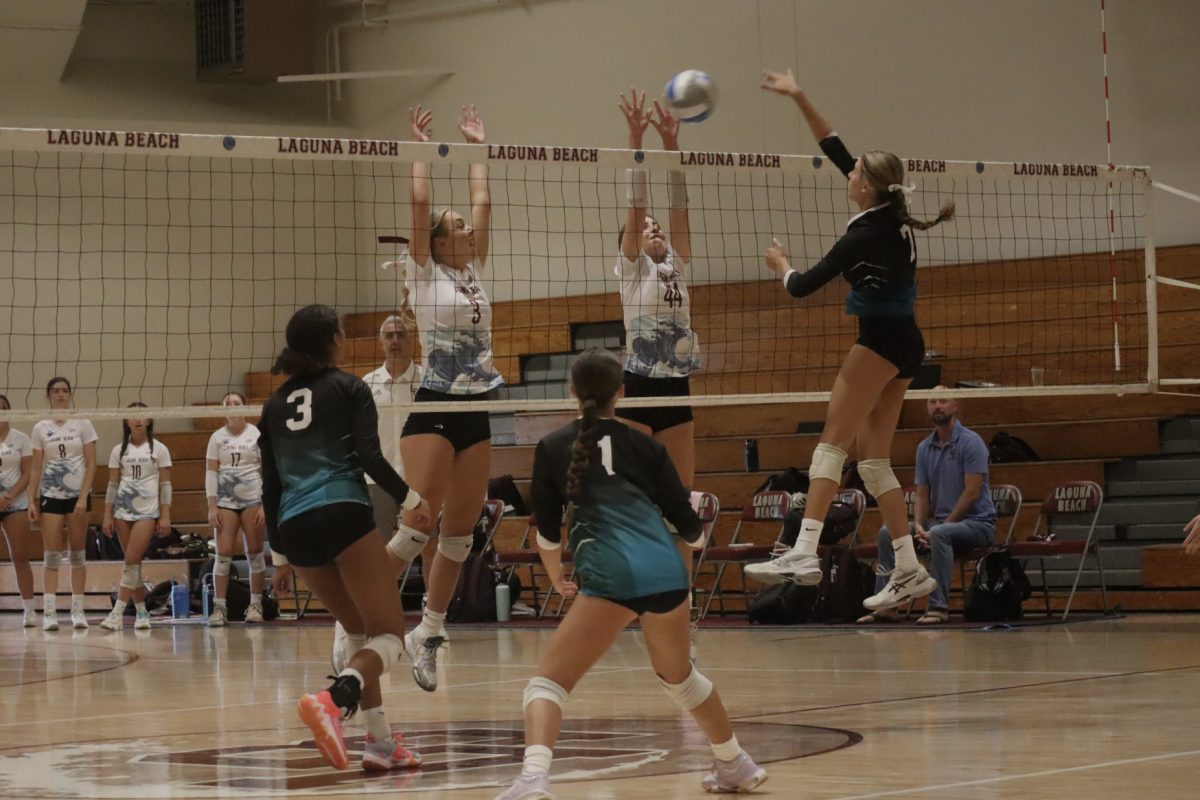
(664, 70, 716, 123)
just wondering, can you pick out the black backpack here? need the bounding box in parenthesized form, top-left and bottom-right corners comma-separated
(488, 474, 527, 516)
(748, 581, 822, 624)
(989, 432, 1040, 463)
(780, 500, 859, 548)
(754, 468, 809, 495)
(447, 545, 500, 622)
(145, 528, 209, 560)
(822, 546, 875, 623)
(963, 548, 1033, 621)
(86, 526, 125, 560)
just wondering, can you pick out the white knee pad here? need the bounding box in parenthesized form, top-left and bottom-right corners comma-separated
(386, 523, 430, 563)
(68, 549, 86, 568)
(360, 632, 405, 671)
(43, 550, 62, 569)
(214, 555, 232, 577)
(658, 667, 714, 711)
(437, 534, 473, 564)
(809, 443, 848, 484)
(523, 676, 569, 711)
(858, 458, 901, 499)
(247, 551, 266, 574)
(120, 563, 142, 591)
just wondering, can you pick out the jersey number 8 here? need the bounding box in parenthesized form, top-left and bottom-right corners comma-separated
(286, 388, 314, 431)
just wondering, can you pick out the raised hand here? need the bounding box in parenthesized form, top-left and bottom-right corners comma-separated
(764, 237, 792, 275)
(649, 98, 680, 149)
(760, 67, 802, 98)
(457, 104, 486, 144)
(618, 87, 651, 146)
(1185, 514, 1200, 555)
(410, 105, 433, 143)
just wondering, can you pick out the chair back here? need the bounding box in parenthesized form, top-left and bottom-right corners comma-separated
(835, 488, 868, 545)
(990, 484, 1023, 544)
(479, 498, 507, 549)
(1032, 481, 1104, 546)
(730, 490, 793, 546)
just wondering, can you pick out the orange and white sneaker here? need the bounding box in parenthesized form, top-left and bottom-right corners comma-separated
(298, 691, 349, 770)
(362, 732, 422, 771)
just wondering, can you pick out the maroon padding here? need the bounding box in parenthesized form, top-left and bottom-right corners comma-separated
(494, 549, 574, 564)
(1008, 540, 1088, 557)
(703, 544, 774, 561)
(853, 544, 879, 560)
(740, 491, 791, 522)
(1040, 481, 1102, 515)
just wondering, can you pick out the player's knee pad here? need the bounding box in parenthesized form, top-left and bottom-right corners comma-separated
(360, 633, 405, 671)
(858, 458, 901, 499)
(120, 563, 142, 591)
(437, 534, 473, 564)
(657, 667, 713, 711)
(809, 442, 848, 484)
(214, 554, 232, 577)
(68, 549, 86, 568)
(386, 523, 429, 563)
(247, 551, 266, 574)
(43, 550, 62, 570)
(523, 676, 569, 711)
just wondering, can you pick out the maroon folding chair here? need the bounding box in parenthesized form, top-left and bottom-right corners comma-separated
(697, 490, 792, 620)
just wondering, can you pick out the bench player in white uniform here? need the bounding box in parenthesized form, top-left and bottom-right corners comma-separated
(100, 403, 173, 631)
(29, 377, 98, 631)
(384, 104, 503, 692)
(617, 88, 704, 657)
(205, 392, 266, 625)
(0, 395, 37, 627)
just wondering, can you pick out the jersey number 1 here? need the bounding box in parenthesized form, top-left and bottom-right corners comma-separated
(598, 435, 615, 476)
(286, 388, 314, 431)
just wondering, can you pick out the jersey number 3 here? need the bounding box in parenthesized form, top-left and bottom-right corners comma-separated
(285, 388, 314, 431)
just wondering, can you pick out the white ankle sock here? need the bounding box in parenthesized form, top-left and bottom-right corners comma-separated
(134, 602, 147, 614)
(522, 744, 553, 776)
(711, 735, 742, 762)
(362, 705, 391, 741)
(111, 600, 127, 615)
(417, 608, 446, 639)
(250, 593, 261, 606)
(44, 595, 56, 613)
(791, 519, 823, 555)
(71, 594, 84, 612)
(214, 598, 227, 610)
(22, 598, 35, 613)
(893, 534, 919, 573)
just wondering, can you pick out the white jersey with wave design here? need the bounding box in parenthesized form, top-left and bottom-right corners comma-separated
(615, 248, 700, 378)
(0, 428, 32, 511)
(109, 440, 172, 521)
(31, 419, 98, 500)
(404, 252, 504, 395)
(206, 425, 262, 509)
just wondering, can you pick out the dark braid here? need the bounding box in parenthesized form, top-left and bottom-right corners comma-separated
(563, 349, 624, 527)
(861, 149, 955, 231)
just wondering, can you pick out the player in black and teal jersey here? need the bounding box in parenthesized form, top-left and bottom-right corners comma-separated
(494, 349, 767, 800)
(259, 304, 432, 773)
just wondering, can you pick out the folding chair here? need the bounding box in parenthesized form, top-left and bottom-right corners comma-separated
(831, 488, 868, 547)
(493, 513, 575, 618)
(1007, 480, 1108, 620)
(956, 483, 1023, 588)
(686, 491, 721, 617)
(696, 490, 792, 620)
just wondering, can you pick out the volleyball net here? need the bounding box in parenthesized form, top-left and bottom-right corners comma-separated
(0, 126, 1159, 423)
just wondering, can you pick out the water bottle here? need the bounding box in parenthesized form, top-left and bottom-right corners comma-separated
(202, 577, 213, 619)
(170, 582, 190, 619)
(495, 582, 511, 622)
(744, 438, 760, 473)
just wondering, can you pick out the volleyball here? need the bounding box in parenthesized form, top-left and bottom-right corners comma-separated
(664, 69, 716, 122)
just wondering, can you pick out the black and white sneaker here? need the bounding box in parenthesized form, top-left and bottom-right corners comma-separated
(863, 566, 937, 611)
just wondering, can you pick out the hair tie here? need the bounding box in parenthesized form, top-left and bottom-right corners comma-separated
(888, 183, 915, 196)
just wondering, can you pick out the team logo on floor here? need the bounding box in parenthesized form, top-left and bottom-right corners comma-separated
(0, 719, 858, 797)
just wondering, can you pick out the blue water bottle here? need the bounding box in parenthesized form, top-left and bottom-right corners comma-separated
(170, 582, 190, 619)
(744, 438, 760, 473)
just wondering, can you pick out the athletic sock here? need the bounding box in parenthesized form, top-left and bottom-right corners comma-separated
(417, 608, 446, 639)
(250, 593, 261, 606)
(522, 744, 553, 776)
(111, 599, 128, 615)
(790, 519, 823, 556)
(362, 706, 391, 741)
(711, 735, 743, 762)
(893, 534, 919, 573)
(43, 595, 56, 614)
(22, 598, 35, 614)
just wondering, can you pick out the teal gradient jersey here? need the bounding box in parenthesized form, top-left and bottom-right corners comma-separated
(258, 368, 413, 557)
(532, 418, 701, 601)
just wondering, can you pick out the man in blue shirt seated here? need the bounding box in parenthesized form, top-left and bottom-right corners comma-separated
(859, 389, 997, 624)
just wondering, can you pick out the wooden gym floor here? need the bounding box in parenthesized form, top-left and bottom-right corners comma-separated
(0, 614, 1198, 799)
